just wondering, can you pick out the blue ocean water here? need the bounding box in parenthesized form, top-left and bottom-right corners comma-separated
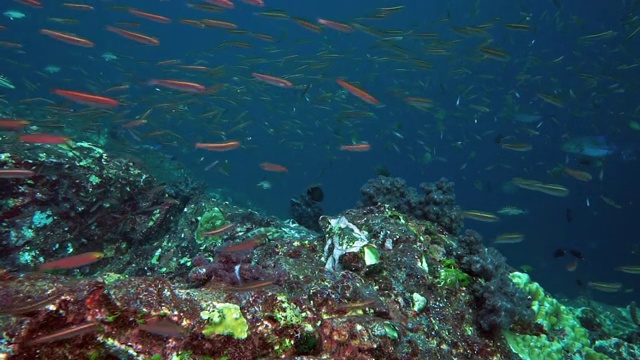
(1, 0, 639, 306)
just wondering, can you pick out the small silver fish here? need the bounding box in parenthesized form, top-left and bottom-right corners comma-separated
(0, 75, 15, 89)
(496, 206, 528, 216)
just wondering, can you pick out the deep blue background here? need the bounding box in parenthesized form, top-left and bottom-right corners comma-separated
(1, 0, 639, 305)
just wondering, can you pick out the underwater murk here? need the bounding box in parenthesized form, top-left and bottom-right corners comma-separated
(0, 0, 639, 359)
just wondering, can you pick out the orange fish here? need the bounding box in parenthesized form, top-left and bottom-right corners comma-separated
(218, 235, 266, 253)
(156, 59, 180, 66)
(293, 18, 322, 33)
(128, 9, 171, 24)
(177, 65, 209, 71)
(0, 291, 62, 315)
(317, 18, 353, 32)
(223, 280, 274, 292)
(0, 169, 35, 178)
(563, 167, 592, 182)
(201, 19, 238, 29)
(179, 20, 205, 28)
(240, 0, 264, 6)
(39, 252, 104, 271)
(52, 89, 120, 108)
(0, 119, 30, 129)
(61, 3, 94, 10)
(148, 79, 207, 93)
(195, 141, 241, 151)
(208, 0, 235, 9)
(40, 29, 94, 47)
(25, 322, 98, 346)
(138, 318, 184, 338)
(20, 134, 70, 144)
(405, 97, 433, 111)
(252, 73, 292, 88)
(251, 33, 274, 42)
(336, 79, 380, 105)
(260, 162, 288, 172)
(202, 223, 235, 236)
(16, 0, 43, 8)
(105, 26, 160, 46)
(340, 143, 371, 152)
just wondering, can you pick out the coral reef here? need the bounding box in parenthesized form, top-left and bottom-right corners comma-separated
(359, 176, 463, 234)
(505, 272, 615, 359)
(453, 230, 535, 336)
(194, 207, 227, 246)
(289, 184, 324, 233)
(0, 143, 189, 274)
(0, 140, 636, 359)
(200, 303, 249, 339)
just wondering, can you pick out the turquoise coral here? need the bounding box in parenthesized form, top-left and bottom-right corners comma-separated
(32, 210, 53, 227)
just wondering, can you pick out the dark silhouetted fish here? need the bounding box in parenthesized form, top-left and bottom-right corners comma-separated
(553, 248, 567, 258)
(569, 249, 585, 261)
(565, 208, 573, 223)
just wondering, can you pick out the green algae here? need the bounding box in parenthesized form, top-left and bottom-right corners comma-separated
(438, 259, 472, 289)
(505, 272, 612, 360)
(201, 303, 249, 339)
(195, 207, 227, 246)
